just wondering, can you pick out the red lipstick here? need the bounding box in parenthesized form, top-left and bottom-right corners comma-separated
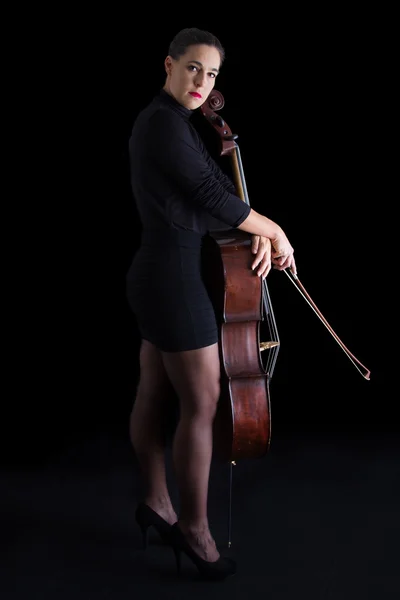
(189, 92, 202, 98)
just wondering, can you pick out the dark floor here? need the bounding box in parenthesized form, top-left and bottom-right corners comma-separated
(1, 425, 399, 600)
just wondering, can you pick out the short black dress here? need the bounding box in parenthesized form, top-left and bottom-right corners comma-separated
(125, 89, 251, 352)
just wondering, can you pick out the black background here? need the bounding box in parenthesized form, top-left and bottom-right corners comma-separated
(7, 14, 393, 467)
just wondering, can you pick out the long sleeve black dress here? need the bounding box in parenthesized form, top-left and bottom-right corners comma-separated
(125, 88, 251, 352)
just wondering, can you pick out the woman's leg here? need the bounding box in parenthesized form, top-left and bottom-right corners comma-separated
(129, 339, 177, 525)
(161, 342, 221, 562)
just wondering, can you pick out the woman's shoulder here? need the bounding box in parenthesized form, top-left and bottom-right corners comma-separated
(131, 103, 183, 141)
(149, 104, 188, 128)
(131, 94, 197, 152)
(145, 106, 193, 147)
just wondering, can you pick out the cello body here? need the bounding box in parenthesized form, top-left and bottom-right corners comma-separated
(202, 229, 271, 463)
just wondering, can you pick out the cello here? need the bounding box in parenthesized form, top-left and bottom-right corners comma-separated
(199, 89, 370, 542)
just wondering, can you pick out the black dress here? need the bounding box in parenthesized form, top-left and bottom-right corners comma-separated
(125, 89, 251, 352)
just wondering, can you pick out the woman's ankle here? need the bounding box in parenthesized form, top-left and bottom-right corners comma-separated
(144, 494, 177, 520)
(176, 520, 220, 562)
(177, 516, 211, 535)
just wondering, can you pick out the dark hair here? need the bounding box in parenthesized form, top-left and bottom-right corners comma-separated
(168, 27, 225, 65)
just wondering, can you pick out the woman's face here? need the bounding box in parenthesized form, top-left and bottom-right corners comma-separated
(164, 44, 221, 110)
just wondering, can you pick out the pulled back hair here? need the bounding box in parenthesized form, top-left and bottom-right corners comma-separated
(168, 27, 225, 65)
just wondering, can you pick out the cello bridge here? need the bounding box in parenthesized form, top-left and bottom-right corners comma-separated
(260, 341, 279, 351)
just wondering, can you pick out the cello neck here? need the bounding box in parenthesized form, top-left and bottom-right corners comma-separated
(230, 144, 249, 206)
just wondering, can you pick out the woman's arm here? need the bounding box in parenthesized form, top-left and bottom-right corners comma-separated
(237, 208, 282, 238)
(238, 208, 297, 274)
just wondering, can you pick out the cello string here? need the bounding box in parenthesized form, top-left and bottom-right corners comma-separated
(262, 279, 280, 378)
(262, 284, 273, 375)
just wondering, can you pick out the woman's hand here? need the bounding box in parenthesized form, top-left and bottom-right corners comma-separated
(272, 253, 297, 275)
(251, 235, 272, 279)
(271, 229, 297, 275)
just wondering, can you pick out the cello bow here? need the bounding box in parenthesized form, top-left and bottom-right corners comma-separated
(283, 269, 370, 380)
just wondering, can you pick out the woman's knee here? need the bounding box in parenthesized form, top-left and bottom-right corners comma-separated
(137, 339, 172, 397)
(161, 343, 221, 419)
(181, 372, 220, 419)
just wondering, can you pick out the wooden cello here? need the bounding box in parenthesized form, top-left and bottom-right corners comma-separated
(200, 89, 371, 464)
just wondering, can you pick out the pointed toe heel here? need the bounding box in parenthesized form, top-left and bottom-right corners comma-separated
(169, 523, 236, 581)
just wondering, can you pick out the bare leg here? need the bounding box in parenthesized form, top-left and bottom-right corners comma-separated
(129, 339, 177, 525)
(161, 342, 221, 562)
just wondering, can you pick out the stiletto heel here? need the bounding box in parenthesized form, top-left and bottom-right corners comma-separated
(138, 522, 149, 550)
(173, 546, 181, 574)
(135, 503, 173, 549)
(169, 523, 236, 581)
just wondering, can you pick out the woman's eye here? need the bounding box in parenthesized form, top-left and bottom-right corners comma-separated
(188, 66, 216, 78)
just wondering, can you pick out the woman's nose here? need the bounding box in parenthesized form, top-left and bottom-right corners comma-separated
(195, 72, 207, 87)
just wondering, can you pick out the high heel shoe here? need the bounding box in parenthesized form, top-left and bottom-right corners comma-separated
(135, 503, 173, 550)
(169, 523, 236, 581)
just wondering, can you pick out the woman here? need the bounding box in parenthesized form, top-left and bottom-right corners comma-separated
(126, 27, 296, 580)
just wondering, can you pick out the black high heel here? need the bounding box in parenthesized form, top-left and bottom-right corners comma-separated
(135, 503, 173, 549)
(170, 523, 236, 581)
